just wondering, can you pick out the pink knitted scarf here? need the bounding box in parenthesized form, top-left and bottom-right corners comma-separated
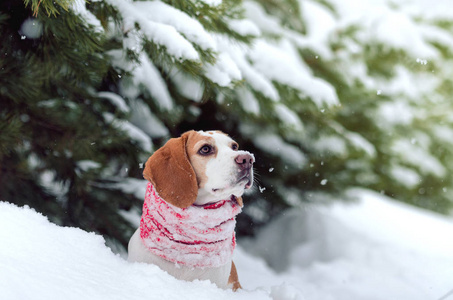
(140, 183, 242, 269)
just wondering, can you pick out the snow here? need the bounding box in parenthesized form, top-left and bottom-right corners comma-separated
(19, 18, 43, 39)
(420, 24, 453, 52)
(248, 39, 339, 107)
(368, 65, 439, 100)
(76, 160, 101, 172)
(107, 0, 199, 61)
(398, 0, 453, 21)
(376, 100, 414, 127)
(103, 112, 153, 152)
(129, 99, 169, 138)
(39, 170, 69, 203)
(274, 104, 304, 132)
(198, 0, 222, 7)
(2, 188, 453, 300)
(98, 91, 130, 113)
(317, 0, 453, 103)
(71, 0, 103, 32)
(329, 122, 377, 157)
(389, 165, 421, 188)
(132, 1, 217, 52)
(344, 131, 377, 158)
(433, 125, 453, 146)
(300, 0, 336, 48)
(228, 19, 261, 37)
(123, 53, 174, 111)
(312, 135, 347, 156)
(14, 0, 453, 295)
(240, 189, 453, 300)
(236, 87, 260, 115)
(218, 37, 279, 101)
(0, 202, 271, 300)
(107, 47, 175, 112)
(105, 0, 343, 109)
(391, 139, 446, 177)
(242, 1, 282, 36)
(204, 52, 242, 87)
(171, 72, 204, 103)
(253, 134, 307, 167)
(371, 10, 438, 58)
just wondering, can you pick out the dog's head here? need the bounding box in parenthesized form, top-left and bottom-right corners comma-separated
(143, 130, 255, 208)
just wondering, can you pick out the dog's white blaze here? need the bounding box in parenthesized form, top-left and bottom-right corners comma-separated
(195, 131, 254, 204)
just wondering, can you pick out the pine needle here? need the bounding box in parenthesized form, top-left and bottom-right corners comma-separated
(24, 0, 74, 17)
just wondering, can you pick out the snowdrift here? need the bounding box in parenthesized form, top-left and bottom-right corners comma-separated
(1, 189, 453, 300)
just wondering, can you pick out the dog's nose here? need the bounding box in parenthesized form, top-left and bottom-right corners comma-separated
(235, 153, 254, 170)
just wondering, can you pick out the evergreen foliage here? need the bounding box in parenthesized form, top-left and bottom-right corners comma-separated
(1, 0, 453, 250)
(0, 0, 140, 247)
(24, 0, 74, 17)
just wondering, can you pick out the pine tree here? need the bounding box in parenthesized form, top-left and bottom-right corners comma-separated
(0, 0, 144, 248)
(1, 0, 453, 251)
(313, 0, 453, 213)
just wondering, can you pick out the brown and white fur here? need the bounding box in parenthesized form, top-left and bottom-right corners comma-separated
(128, 130, 254, 290)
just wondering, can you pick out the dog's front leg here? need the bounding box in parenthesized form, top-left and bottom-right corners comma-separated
(228, 261, 242, 291)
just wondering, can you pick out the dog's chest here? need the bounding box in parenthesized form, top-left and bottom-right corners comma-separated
(128, 229, 232, 288)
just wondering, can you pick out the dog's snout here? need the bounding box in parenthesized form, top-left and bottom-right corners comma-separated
(235, 153, 254, 170)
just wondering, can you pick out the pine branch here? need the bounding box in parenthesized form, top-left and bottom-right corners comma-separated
(24, 0, 75, 17)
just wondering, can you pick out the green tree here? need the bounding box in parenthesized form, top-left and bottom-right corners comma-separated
(1, 0, 453, 251)
(0, 0, 143, 248)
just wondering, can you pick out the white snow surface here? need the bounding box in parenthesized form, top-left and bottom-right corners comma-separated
(3, 189, 452, 300)
(241, 189, 453, 300)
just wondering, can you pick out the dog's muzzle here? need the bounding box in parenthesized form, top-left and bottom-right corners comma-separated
(235, 153, 254, 189)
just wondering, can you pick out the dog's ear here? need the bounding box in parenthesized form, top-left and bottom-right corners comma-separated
(143, 131, 197, 208)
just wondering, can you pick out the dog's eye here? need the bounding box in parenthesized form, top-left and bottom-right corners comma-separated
(199, 145, 213, 155)
(231, 143, 239, 151)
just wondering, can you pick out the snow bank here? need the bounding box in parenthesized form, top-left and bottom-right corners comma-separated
(2, 189, 453, 300)
(0, 202, 272, 300)
(242, 188, 453, 300)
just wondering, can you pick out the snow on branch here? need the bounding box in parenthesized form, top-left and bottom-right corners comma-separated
(248, 39, 339, 107)
(132, 1, 217, 52)
(107, 0, 200, 61)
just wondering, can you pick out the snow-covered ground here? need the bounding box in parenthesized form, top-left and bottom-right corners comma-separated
(1, 188, 452, 300)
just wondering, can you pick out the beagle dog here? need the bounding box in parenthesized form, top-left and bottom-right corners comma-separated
(128, 130, 254, 290)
